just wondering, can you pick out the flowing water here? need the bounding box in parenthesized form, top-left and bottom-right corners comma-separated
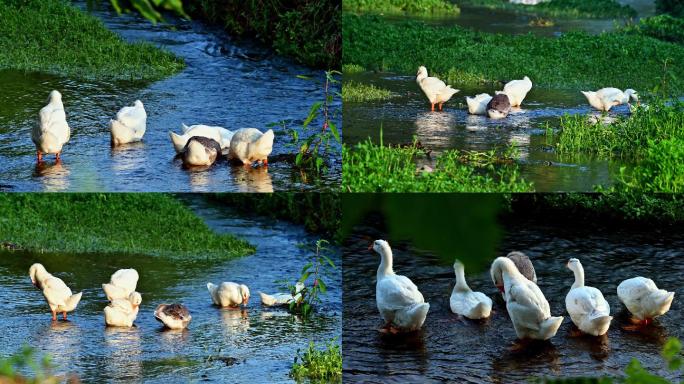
(0, 3, 341, 192)
(343, 218, 682, 383)
(344, 72, 632, 191)
(0, 197, 341, 383)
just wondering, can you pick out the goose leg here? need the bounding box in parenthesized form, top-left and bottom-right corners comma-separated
(63, 312, 67, 321)
(37, 151, 43, 163)
(55, 152, 61, 163)
(431, 103, 435, 112)
(51, 310, 57, 321)
(438, 102, 444, 111)
(262, 158, 268, 166)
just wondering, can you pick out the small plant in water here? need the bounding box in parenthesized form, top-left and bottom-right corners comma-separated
(290, 338, 342, 382)
(0, 345, 65, 383)
(288, 239, 336, 317)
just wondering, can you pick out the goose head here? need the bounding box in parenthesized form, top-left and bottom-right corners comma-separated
(129, 291, 142, 309)
(490, 257, 518, 293)
(624, 89, 639, 104)
(240, 284, 250, 305)
(48, 90, 62, 103)
(371, 239, 390, 254)
(416, 66, 428, 82)
(28, 263, 48, 286)
(134, 100, 144, 108)
(565, 258, 580, 271)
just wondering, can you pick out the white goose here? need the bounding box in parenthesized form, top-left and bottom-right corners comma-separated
(450, 260, 492, 319)
(28, 263, 82, 321)
(490, 257, 563, 340)
(565, 258, 612, 336)
(228, 128, 274, 166)
(465, 93, 493, 115)
(104, 291, 142, 327)
(32, 90, 70, 163)
(169, 124, 234, 154)
(581, 88, 639, 112)
(416, 66, 460, 111)
(154, 303, 192, 330)
(491, 251, 537, 297)
(496, 76, 532, 107)
(181, 136, 222, 167)
(110, 100, 147, 146)
(617, 277, 674, 325)
(260, 282, 305, 306)
(372, 240, 430, 332)
(102, 269, 139, 301)
(207, 282, 250, 307)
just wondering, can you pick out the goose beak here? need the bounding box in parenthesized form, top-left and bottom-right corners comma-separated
(367, 243, 373, 251)
(497, 284, 504, 294)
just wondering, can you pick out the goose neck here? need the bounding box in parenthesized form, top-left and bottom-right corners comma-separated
(377, 245, 394, 278)
(570, 263, 585, 289)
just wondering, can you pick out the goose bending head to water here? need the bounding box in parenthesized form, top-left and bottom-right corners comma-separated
(372, 239, 430, 333)
(259, 282, 305, 307)
(155, 303, 192, 330)
(29, 263, 82, 321)
(490, 257, 563, 340)
(102, 268, 139, 301)
(491, 251, 537, 295)
(416, 66, 460, 112)
(617, 276, 673, 325)
(466, 93, 493, 115)
(228, 128, 274, 166)
(169, 124, 234, 154)
(32, 90, 70, 163)
(110, 100, 147, 146)
(496, 76, 532, 107)
(207, 282, 250, 307)
(181, 136, 222, 167)
(565, 258, 612, 336)
(104, 291, 142, 327)
(581, 88, 639, 112)
(450, 260, 492, 319)
(487, 93, 511, 119)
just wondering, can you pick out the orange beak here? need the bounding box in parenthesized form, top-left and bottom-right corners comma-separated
(367, 243, 373, 251)
(497, 284, 505, 294)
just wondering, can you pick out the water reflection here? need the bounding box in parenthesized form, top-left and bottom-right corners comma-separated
(220, 308, 250, 334)
(230, 166, 274, 193)
(33, 162, 70, 191)
(414, 112, 456, 148)
(104, 327, 143, 381)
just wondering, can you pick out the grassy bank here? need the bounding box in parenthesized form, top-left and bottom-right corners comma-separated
(343, 0, 460, 15)
(342, 14, 684, 90)
(459, 0, 636, 19)
(343, 139, 533, 192)
(185, 0, 339, 68)
(290, 339, 342, 382)
(624, 15, 684, 45)
(342, 81, 394, 102)
(0, 0, 184, 80)
(0, 194, 254, 258)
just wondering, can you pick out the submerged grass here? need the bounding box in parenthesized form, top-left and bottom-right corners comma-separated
(343, 139, 533, 192)
(342, 81, 394, 102)
(0, 194, 254, 259)
(459, 0, 636, 19)
(290, 339, 342, 382)
(343, 0, 460, 15)
(342, 14, 684, 90)
(0, 0, 185, 80)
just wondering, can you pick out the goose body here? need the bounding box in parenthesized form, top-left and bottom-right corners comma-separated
(110, 100, 146, 146)
(490, 257, 563, 340)
(104, 291, 142, 327)
(28, 263, 82, 321)
(581, 88, 639, 112)
(259, 282, 305, 306)
(487, 94, 511, 119)
(102, 268, 139, 301)
(416, 66, 460, 111)
(154, 303, 192, 329)
(617, 277, 673, 323)
(207, 282, 250, 307)
(565, 259, 612, 336)
(32, 90, 70, 162)
(169, 124, 234, 154)
(450, 260, 492, 319)
(496, 76, 532, 107)
(228, 128, 274, 166)
(373, 240, 430, 332)
(181, 136, 222, 167)
(466, 93, 493, 115)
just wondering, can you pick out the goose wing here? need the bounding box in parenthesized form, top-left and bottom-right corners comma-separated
(377, 275, 424, 311)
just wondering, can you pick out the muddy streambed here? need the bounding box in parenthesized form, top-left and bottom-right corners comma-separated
(0, 197, 341, 382)
(343, 221, 682, 383)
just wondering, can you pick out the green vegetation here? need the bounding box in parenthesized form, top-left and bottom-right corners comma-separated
(459, 0, 636, 19)
(618, 138, 684, 193)
(185, 0, 340, 68)
(290, 338, 342, 383)
(342, 14, 684, 90)
(0, 346, 62, 384)
(342, 64, 365, 74)
(343, 0, 460, 15)
(0, 0, 184, 80)
(0, 194, 254, 258)
(342, 81, 394, 102)
(287, 240, 336, 317)
(624, 15, 684, 45)
(343, 138, 533, 192)
(657, 0, 684, 18)
(106, 0, 188, 23)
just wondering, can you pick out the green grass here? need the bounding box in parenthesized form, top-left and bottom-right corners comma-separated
(342, 13, 684, 90)
(342, 64, 365, 73)
(0, 0, 185, 80)
(459, 0, 636, 19)
(623, 15, 684, 45)
(343, 0, 460, 15)
(290, 339, 342, 383)
(342, 81, 394, 102)
(342, 139, 533, 192)
(0, 194, 254, 259)
(618, 138, 684, 193)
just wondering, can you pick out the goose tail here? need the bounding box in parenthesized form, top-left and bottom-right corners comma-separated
(472, 301, 492, 319)
(259, 292, 276, 306)
(169, 131, 186, 153)
(539, 316, 563, 340)
(396, 302, 430, 331)
(652, 291, 674, 315)
(64, 292, 83, 311)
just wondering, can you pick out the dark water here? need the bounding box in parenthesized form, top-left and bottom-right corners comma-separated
(343, 220, 682, 383)
(0, 4, 340, 192)
(0, 197, 341, 383)
(344, 72, 633, 191)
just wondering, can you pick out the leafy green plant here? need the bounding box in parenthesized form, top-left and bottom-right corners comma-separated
(288, 240, 336, 317)
(290, 338, 342, 382)
(0, 346, 59, 383)
(342, 81, 394, 102)
(106, 0, 189, 23)
(623, 15, 684, 45)
(459, 0, 636, 19)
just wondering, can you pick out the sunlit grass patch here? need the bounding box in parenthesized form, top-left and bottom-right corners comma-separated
(290, 339, 342, 382)
(342, 81, 394, 102)
(343, 0, 460, 15)
(342, 64, 365, 74)
(459, 0, 636, 19)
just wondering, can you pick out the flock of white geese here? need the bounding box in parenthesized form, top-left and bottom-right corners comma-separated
(28, 263, 304, 330)
(416, 66, 640, 118)
(31, 90, 274, 167)
(371, 240, 674, 341)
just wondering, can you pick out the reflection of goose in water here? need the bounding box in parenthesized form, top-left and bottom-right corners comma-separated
(110, 141, 146, 173)
(220, 308, 250, 334)
(414, 111, 456, 149)
(491, 339, 561, 383)
(33, 161, 70, 191)
(231, 166, 273, 193)
(104, 327, 143, 381)
(188, 168, 213, 191)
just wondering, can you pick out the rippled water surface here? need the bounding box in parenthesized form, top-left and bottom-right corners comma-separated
(0, 4, 340, 192)
(0, 198, 341, 382)
(343, 220, 682, 383)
